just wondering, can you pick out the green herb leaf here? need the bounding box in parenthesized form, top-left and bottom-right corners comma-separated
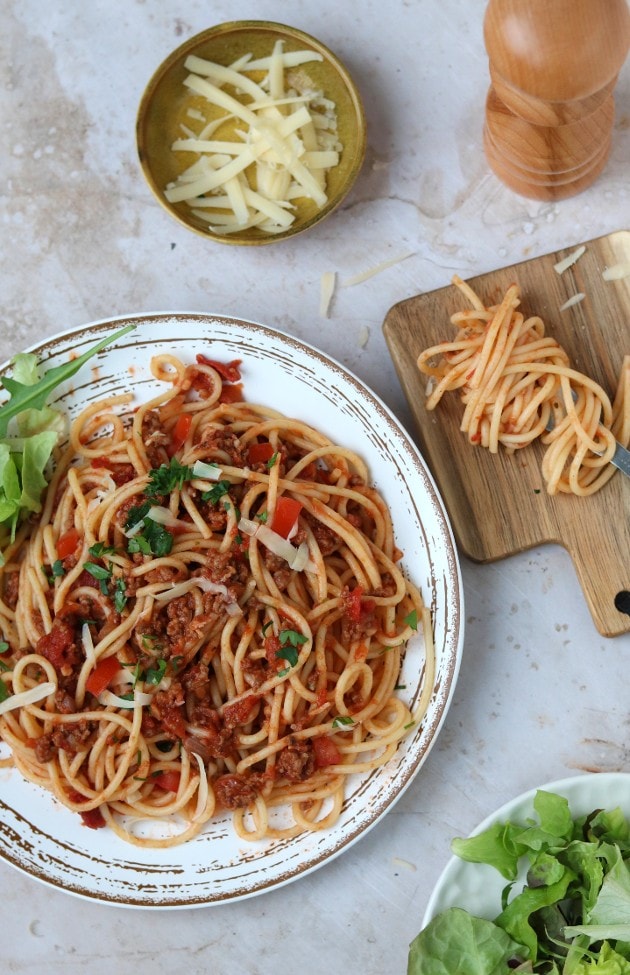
(275, 645, 299, 668)
(89, 542, 117, 558)
(145, 659, 167, 686)
(0, 325, 135, 438)
(83, 562, 112, 582)
(127, 534, 152, 556)
(139, 518, 173, 557)
(0, 680, 9, 702)
(279, 629, 308, 649)
(404, 609, 419, 631)
(407, 907, 524, 975)
(125, 500, 151, 531)
(113, 577, 127, 613)
(202, 479, 231, 505)
(0, 640, 9, 654)
(145, 457, 192, 497)
(332, 716, 354, 729)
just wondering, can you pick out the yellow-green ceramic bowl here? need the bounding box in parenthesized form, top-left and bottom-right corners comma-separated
(136, 20, 367, 245)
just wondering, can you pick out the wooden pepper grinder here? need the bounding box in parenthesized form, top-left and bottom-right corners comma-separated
(483, 0, 630, 200)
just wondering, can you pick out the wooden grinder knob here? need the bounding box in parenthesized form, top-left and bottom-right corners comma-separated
(483, 0, 630, 199)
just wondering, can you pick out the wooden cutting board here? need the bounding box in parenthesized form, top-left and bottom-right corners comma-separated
(383, 230, 630, 637)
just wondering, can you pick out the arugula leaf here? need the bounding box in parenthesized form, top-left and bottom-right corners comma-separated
(0, 324, 135, 438)
(0, 324, 135, 553)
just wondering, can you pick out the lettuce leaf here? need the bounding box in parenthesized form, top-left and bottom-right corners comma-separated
(410, 792, 630, 974)
(407, 907, 525, 975)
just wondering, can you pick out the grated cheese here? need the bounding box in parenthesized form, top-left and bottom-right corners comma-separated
(0, 681, 56, 716)
(341, 251, 416, 287)
(163, 42, 341, 235)
(559, 293, 585, 311)
(320, 271, 336, 318)
(603, 262, 630, 281)
(553, 245, 586, 275)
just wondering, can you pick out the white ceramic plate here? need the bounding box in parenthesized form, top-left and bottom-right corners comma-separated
(0, 312, 463, 907)
(423, 771, 630, 927)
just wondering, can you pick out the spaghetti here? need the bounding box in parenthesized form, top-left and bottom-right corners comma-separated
(0, 353, 432, 847)
(417, 275, 630, 496)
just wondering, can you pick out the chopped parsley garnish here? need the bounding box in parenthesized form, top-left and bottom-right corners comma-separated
(404, 609, 419, 631)
(202, 479, 231, 505)
(145, 659, 167, 685)
(256, 511, 268, 523)
(332, 716, 354, 729)
(275, 629, 307, 673)
(83, 561, 112, 595)
(279, 629, 308, 649)
(113, 578, 127, 613)
(127, 517, 173, 557)
(89, 542, 117, 558)
(0, 641, 9, 654)
(266, 452, 278, 469)
(145, 457, 193, 498)
(125, 500, 151, 531)
(0, 681, 9, 703)
(42, 560, 65, 583)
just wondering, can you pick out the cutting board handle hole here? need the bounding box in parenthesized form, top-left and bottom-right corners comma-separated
(614, 591, 630, 616)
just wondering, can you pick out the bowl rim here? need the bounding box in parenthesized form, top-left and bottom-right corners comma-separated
(135, 19, 367, 245)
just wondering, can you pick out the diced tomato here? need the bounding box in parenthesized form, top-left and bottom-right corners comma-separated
(343, 586, 363, 623)
(56, 527, 80, 559)
(264, 633, 282, 669)
(247, 441, 275, 465)
(79, 807, 107, 829)
(169, 413, 192, 454)
(68, 790, 107, 828)
(36, 620, 80, 672)
(342, 586, 375, 623)
(85, 655, 120, 696)
(219, 383, 244, 404)
(313, 736, 342, 768)
(196, 355, 242, 383)
(153, 771, 181, 793)
(271, 496, 303, 539)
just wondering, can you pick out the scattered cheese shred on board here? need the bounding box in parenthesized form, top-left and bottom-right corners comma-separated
(603, 262, 630, 281)
(319, 271, 336, 318)
(559, 292, 585, 311)
(341, 251, 416, 287)
(553, 245, 586, 274)
(163, 41, 342, 235)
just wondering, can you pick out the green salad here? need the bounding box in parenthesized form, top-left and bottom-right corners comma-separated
(0, 324, 134, 561)
(408, 789, 630, 974)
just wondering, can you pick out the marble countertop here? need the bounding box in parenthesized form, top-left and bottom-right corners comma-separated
(2, 2, 629, 973)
